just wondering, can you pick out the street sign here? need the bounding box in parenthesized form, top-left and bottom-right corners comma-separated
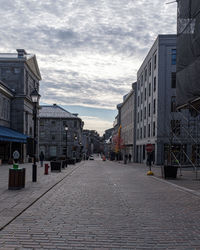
(146, 144, 154, 152)
(13, 150, 20, 160)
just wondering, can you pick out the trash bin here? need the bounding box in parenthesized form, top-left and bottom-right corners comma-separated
(163, 165, 178, 179)
(50, 161, 62, 172)
(8, 168, 26, 190)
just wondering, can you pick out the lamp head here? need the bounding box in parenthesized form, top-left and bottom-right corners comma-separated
(30, 88, 41, 103)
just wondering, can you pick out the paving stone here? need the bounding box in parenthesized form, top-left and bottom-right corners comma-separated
(0, 159, 200, 248)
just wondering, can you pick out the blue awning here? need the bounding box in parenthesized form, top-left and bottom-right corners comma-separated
(0, 126, 27, 143)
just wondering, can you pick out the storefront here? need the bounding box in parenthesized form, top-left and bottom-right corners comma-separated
(0, 126, 27, 163)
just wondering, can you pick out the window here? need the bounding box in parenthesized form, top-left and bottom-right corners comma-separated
(141, 92, 143, 104)
(40, 120, 44, 127)
(153, 122, 156, 136)
(141, 75, 143, 86)
(144, 126, 146, 138)
(49, 146, 57, 157)
(171, 72, 176, 88)
(137, 129, 139, 139)
(140, 128, 142, 139)
(25, 112, 28, 134)
(148, 124, 151, 137)
(154, 53, 157, 69)
(52, 135, 55, 140)
(145, 68, 147, 81)
(137, 112, 139, 123)
(153, 77, 156, 92)
(145, 88, 147, 100)
(171, 120, 181, 135)
(14, 68, 20, 74)
(171, 49, 176, 65)
(171, 96, 176, 112)
(153, 99, 156, 114)
(148, 103, 151, 117)
(144, 107, 146, 119)
(149, 83, 151, 96)
(138, 96, 140, 107)
(40, 131, 45, 137)
(140, 110, 142, 121)
(149, 61, 151, 76)
(51, 120, 56, 125)
(138, 80, 140, 91)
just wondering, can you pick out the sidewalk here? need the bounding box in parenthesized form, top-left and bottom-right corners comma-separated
(0, 161, 83, 230)
(124, 161, 200, 195)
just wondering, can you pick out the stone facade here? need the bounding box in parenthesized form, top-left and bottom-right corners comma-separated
(0, 81, 13, 128)
(0, 49, 41, 162)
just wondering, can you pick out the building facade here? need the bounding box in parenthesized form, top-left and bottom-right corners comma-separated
(136, 35, 178, 165)
(120, 82, 137, 162)
(39, 104, 84, 161)
(0, 49, 41, 163)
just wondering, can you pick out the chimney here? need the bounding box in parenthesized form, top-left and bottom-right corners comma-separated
(16, 49, 27, 58)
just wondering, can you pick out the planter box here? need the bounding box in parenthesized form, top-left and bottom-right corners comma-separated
(8, 168, 26, 190)
(50, 161, 62, 172)
(163, 165, 178, 179)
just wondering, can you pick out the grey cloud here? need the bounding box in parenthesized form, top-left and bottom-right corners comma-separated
(0, 0, 176, 109)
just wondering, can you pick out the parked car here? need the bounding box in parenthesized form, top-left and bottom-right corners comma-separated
(89, 155, 94, 160)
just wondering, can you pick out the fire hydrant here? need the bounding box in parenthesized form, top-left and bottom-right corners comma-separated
(44, 163, 49, 175)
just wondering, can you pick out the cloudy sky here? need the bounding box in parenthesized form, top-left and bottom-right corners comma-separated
(0, 0, 177, 135)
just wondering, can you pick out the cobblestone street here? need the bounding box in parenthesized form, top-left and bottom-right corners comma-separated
(1, 157, 200, 249)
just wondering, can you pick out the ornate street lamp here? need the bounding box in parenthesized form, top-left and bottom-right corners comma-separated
(65, 126, 68, 168)
(30, 88, 41, 182)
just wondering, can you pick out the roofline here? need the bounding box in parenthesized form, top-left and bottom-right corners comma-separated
(39, 105, 82, 120)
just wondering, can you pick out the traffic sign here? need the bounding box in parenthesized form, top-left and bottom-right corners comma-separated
(146, 144, 154, 152)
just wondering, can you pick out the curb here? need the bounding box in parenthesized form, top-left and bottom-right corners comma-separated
(0, 162, 84, 231)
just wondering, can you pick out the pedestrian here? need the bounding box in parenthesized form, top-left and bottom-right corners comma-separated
(128, 154, 132, 163)
(146, 152, 153, 171)
(39, 151, 44, 167)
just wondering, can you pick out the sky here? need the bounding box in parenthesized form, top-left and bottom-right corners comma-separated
(0, 0, 177, 135)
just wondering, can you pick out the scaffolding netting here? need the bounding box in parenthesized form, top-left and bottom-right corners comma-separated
(176, 0, 200, 108)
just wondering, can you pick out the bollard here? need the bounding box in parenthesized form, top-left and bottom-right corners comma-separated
(44, 163, 49, 175)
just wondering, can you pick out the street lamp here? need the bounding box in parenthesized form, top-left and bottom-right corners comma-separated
(30, 88, 41, 182)
(65, 126, 68, 168)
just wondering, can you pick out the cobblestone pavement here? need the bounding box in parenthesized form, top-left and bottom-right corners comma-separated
(0, 161, 81, 230)
(0, 157, 200, 249)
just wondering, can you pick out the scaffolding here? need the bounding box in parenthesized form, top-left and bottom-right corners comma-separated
(164, 0, 200, 179)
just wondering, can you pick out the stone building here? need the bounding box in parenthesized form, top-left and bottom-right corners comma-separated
(0, 49, 41, 163)
(39, 104, 84, 161)
(82, 130, 102, 159)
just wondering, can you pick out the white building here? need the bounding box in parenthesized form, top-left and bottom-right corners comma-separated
(136, 35, 177, 165)
(120, 82, 137, 162)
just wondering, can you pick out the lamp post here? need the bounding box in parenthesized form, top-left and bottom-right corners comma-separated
(65, 126, 68, 168)
(30, 88, 41, 182)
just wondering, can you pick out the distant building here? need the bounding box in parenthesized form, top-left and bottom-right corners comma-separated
(0, 49, 41, 163)
(82, 130, 102, 158)
(39, 104, 84, 161)
(120, 82, 137, 162)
